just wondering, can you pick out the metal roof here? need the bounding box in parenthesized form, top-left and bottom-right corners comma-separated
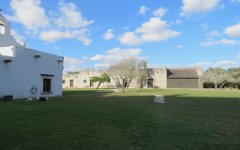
(167, 68, 199, 79)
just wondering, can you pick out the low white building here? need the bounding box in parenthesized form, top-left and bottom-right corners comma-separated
(0, 14, 63, 99)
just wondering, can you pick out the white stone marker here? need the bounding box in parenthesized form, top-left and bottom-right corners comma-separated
(154, 95, 165, 104)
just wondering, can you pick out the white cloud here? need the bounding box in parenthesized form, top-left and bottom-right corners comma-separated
(231, 0, 240, 3)
(191, 62, 206, 69)
(107, 48, 142, 56)
(208, 31, 221, 37)
(103, 29, 115, 40)
(122, 26, 130, 30)
(191, 62, 212, 69)
(237, 53, 240, 59)
(201, 38, 239, 46)
(136, 18, 180, 42)
(148, 63, 178, 68)
(191, 60, 239, 69)
(83, 56, 88, 60)
(40, 30, 72, 42)
(203, 31, 221, 41)
(176, 45, 183, 48)
(7, 0, 93, 45)
(55, 1, 94, 29)
(225, 23, 240, 37)
(11, 29, 25, 45)
(180, 0, 220, 16)
(119, 17, 180, 45)
(90, 48, 144, 68)
(213, 60, 238, 68)
(119, 32, 142, 45)
(175, 19, 182, 25)
(90, 55, 105, 61)
(39, 29, 92, 45)
(153, 7, 167, 18)
(40, 1, 93, 45)
(201, 30, 239, 47)
(64, 57, 84, 71)
(54, 46, 60, 50)
(7, 0, 49, 31)
(139, 6, 149, 15)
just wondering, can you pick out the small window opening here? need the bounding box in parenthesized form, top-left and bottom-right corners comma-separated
(0, 24, 5, 35)
(70, 80, 74, 87)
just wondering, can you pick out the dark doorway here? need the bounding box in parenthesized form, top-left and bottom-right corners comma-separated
(70, 80, 74, 87)
(147, 79, 153, 88)
(43, 78, 51, 93)
(90, 80, 94, 87)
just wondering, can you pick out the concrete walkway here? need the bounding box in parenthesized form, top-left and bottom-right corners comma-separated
(154, 95, 165, 104)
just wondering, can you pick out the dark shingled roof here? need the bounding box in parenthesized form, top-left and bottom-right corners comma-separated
(167, 68, 199, 79)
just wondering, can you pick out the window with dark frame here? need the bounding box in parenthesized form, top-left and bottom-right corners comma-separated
(63, 80, 65, 84)
(43, 78, 51, 93)
(70, 80, 74, 87)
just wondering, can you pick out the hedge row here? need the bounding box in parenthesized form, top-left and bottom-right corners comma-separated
(203, 82, 240, 89)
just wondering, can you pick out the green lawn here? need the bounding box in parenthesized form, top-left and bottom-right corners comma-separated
(0, 88, 240, 150)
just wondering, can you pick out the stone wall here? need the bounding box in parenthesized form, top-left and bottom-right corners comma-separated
(63, 68, 167, 89)
(63, 69, 117, 88)
(152, 68, 167, 88)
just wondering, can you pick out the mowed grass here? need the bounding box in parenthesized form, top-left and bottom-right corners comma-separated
(0, 89, 240, 150)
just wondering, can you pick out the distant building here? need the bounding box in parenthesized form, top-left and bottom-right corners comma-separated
(167, 68, 202, 88)
(63, 68, 202, 89)
(0, 14, 64, 99)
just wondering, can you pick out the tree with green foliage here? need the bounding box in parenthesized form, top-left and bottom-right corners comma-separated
(137, 60, 148, 88)
(203, 68, 230, 89)
(109, 57, 137, 92)
(228, 68, 240, 88)
(91, 73, 111, 89)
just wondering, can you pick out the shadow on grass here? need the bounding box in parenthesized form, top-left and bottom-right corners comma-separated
(63, 88, 113, 96)
(0, 92, 240, 150)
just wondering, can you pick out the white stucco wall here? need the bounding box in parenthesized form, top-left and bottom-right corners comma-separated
(0, 15, 25, 48)
(0, 46, 63, 99)
(0, 46, 15, 56)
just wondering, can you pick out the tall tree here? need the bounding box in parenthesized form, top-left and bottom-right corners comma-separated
(203, 68, 230, 88)
(228, 68, 240, 88)
(108, 57, 137, 92)
(137, 60, 148, 88)
(91, 73, 111, 89)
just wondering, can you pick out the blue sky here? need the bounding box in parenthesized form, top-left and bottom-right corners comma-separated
(1, 0, 240, 71)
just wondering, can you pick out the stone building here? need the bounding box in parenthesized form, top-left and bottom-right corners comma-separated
(63, 68, 202, 89)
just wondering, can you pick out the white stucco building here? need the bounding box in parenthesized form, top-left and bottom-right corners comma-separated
(0, 14, 64, 99)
